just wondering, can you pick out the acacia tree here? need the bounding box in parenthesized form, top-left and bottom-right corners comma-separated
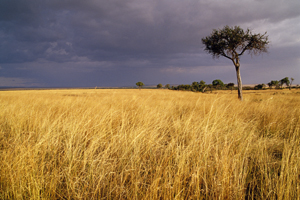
(191, 82, 199, 91)
(157, 83, 163, 89)
(202, 26, 269, 100)
(212, 79, 224, 89)
(267, 81, 273, 89)
(227, 82, 235, 93)
(272, 80, 280, 89)
(280, 77, 290, 88)
(290, 78, 294, 90)
(199, 80, 207, 92)
(136, 82, 144, 90)
(268, 80, 280, 89)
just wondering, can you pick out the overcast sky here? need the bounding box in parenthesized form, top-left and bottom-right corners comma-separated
(0, 0, 299, 87)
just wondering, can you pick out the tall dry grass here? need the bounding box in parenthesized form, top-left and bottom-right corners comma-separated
(0, 89, 299, 199)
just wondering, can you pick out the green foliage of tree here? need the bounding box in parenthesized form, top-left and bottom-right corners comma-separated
(202, 25, 269, 100)
(172, 83, 198, 92)
(207, 84, 214, 93)
(280, 77, 290, 88)
(268, 80, 279, 89)
(227, 83, 235, 93)
(227, 83, 235, 88)
(191, 82, 199, 91)
(176, 84, 192, 91)
(267, 82, 273, 89)
(254, 84, 264, 90)
(199, 80, 207, 92)
(192, 82, 198, 87)
(190, 81, 208, 92)
(212, 79, 224, 87)
(136, 82, 144, 89)
(170, 79, 279, 93)
(273, 80, 280, 89)
(157, 83, 163, 89)
(199, 80, 206, 86)
(290, 78, 294, 90)
(165, 84, 170, 89)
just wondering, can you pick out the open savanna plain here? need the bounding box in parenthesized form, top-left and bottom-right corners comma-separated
(1, 89, 300, 199)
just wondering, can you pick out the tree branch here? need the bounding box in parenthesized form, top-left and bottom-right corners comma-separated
(221, 50, 232, 60)
(232, 58, 237, 66)
(238, 43, 250, 56)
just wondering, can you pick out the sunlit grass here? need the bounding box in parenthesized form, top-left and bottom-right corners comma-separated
(1, 89, 299, 199)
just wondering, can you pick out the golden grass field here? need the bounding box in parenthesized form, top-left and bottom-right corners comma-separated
(1, 89, 300, 199)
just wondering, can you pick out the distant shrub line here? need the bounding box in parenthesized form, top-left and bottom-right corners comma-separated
(164, 77, 298, 92)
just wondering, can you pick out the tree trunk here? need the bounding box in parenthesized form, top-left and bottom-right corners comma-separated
(290, 79, 294, 90)
(235, 65, 243, 101)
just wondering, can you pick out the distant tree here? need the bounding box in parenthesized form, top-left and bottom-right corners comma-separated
(179, 84, 192, 91)
(267, 82, 273, 89)
(273, 80, 280, 89)
(202, 25, 269, 100)
(191, 82, 199, 92)
(165, 84, 170, 89)
(279, 81, 283, 88)
(192, 81, 199, 87)
(136, 82, 144, 90)
(199, 80, 206, 86)
(254, 84, 264, 90)
(172, 84, 192, 91)
(290, 77, 294, 90)
(157, 83, 163, 89)
(280, 77, 290, 88)
(199, 80, 207, 92)
(212, 79, 224, 89)
(227, 82, 235, 93)
(207, 84, 213, 93)
(268, 80, 279, 89)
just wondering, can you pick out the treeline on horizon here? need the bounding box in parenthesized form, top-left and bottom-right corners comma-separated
(155, 77, 297, 92)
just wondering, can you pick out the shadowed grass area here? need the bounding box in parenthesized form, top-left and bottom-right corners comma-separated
(1, 89, 299, 199)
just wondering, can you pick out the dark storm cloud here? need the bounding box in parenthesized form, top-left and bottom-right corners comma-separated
(0, 0, 299, 87)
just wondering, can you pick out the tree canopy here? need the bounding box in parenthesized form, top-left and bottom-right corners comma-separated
(268, 80, 279, 89)
(202, 26, 269, 60)
(212, 79, 224, 87)
(157, 83, 163, 89)
(202, 26, 269, 100)
(227, 83, 235, 88)
(280, 77, 290, 87)
(136, 82, 144, 89)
